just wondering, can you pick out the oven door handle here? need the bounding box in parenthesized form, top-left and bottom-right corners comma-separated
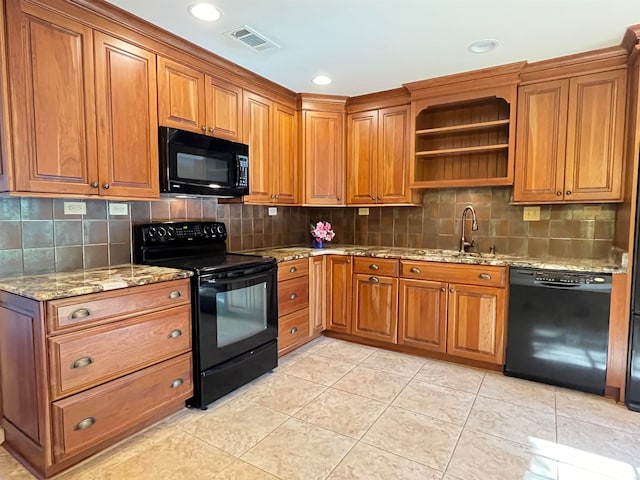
(200, 269, 273, 286)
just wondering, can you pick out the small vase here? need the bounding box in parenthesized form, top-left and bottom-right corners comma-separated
(312, 239, 324, 249)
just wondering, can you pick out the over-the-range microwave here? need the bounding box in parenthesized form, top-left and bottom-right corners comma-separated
(159, 126, 249, 197)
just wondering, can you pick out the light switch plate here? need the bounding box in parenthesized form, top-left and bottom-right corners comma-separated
(268, 207, 277, 216)
(109, 203, 129, 216)
(63, 202, 86, 215)
(523, 206, 540, 221)
(358, 208, 370, 216)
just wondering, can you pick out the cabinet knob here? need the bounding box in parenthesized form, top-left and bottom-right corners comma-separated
(369, 264, 379, 270)
(102, 183, 110, 190)
(71, 356, 93, 369)
(478, 273, 492, 280)
(170, 378, 184, 389)
(369, 276, 380, 283)
(74, 417, 96, 431)
(90, 182, 99, 189)
(291, 326, 298, 334)
(168, 290, 182, 299)
(208, 127, 214, 133)
(410, 267, 421, 274)
(566, 190, 572, 196)
(337, 196, 342, 201)
(290, 293, 298, 300)
(69, 308, 91, 320)
(556, 191, 562, 196)
(441, 287, 446, 292)
(289, 266, 297, 273)
(275, 194, 280, 199)
(377, 196, 382, 201)
(201, 125, 207, 132)
(168, 329, 183, 339)
(449, 288, 454, 293)
(370, 195, 375, 200)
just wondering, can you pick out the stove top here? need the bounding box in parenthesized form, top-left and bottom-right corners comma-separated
(147, 253, 276, 275)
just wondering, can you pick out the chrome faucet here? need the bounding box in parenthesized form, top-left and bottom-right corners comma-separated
(459, 205, 478, 253)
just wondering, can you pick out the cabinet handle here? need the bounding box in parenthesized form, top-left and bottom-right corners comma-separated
(275, 194, 279, 199)
(168, 329, 183, 339)
(450, 288, 454, 293)
(170, 378, 184, 389)
(441, 287, 446, 292)
(290, 293, 298, 300)
(102, 183, 110, 190)
(410, 267, 421, 274)
(74, 417, 96, 431)
(556, 191, 562, 196)
(370, 195, 375, 200)
(337, 196, 342, 201)
(208, 127, 214, 133)
(289, 266, 297, 273)
(201, 125, 207, 132)
(369, 276, 380, 283)
(369, 264, 379, 270)
(377, 196, 382, 201)
(69, 308, 91, 320)
(478, 273, 492, 280)
(566, 190, 572, 196)
(168, 290, 182, 299)
(291, 326, 298, 334)
(71, 356, 93, 369)
(90, 182, 99, 189)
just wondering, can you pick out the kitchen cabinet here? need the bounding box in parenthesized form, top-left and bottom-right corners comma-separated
(243, 91, 299, 204)
(277, 259, 310, 354)
(514, 69, 626, 203)
(158, 57, 243, 142)
(0, 279, 193, 478)
(309, 256, 326, 335)
(398, 278, 448, 353)
(4, 2, 159, 198)
(347, 105, 411, 204)
(351, 258, 399, 344)
(326, 255, 352, 333)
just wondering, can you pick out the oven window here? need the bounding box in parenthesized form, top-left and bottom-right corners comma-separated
(177, 152, 228, 183)
(216, 282, 267, 347)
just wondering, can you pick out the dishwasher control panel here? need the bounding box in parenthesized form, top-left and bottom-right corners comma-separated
(533, 272, 606, 285)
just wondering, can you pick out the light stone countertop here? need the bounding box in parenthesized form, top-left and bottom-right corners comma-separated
(0, 264, 193, 301)
(241, 245, 625, 274)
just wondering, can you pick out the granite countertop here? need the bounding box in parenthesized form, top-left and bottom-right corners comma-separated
(242, 245, 626, 274)
(0, 264, 193, 301)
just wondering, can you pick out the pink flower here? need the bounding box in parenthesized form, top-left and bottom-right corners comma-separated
(310, 221, 335, 242)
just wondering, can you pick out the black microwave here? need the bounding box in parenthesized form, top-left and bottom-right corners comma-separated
(159, 127, 249, 197)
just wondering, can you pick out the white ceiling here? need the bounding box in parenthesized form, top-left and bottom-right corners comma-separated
(106, 0, 640, 97)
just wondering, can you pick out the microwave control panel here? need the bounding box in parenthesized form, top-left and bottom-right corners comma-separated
(238, 156, 248, 188)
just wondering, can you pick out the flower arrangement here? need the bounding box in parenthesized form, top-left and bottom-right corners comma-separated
(310, 221, 335, 244)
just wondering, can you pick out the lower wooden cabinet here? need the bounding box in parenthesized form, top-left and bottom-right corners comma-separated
(326, 255, 353, 334)
(309, 256, 326, 335)
(398, 279, 447, 353)
(277, 259, 311, 354)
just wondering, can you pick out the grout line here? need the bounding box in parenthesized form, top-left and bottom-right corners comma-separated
(441, 390, 478, 476)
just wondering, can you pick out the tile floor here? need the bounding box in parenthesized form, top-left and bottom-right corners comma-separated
(2, 336, 640, 479)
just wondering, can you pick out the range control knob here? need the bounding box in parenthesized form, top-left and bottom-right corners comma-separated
(148, 226, 156, 238)
(156, 226, 167, 238)
(166, 226, 175, 238)
(202, 225, 211, 235)
(216, 225, 225, 234)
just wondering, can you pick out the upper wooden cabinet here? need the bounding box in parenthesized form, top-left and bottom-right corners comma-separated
(514, 68, 626, 203)
(347, 105, 411, 204)
(4, 2, 159, 198)
(157, 57, 242, 142)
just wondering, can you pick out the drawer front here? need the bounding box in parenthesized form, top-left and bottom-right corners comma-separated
(47, 279, 191, 334)
(51, 353, 192, 462)
(277, 259, 309, 282)
(401, 261, 506, 288)
(353, 257, 399, 276)
(278, 308, 309, 353)
(278, 276, 309, 316)
(49, 305, 191, 399)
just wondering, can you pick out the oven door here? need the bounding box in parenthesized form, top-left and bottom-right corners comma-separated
(197, 264, 277, 369)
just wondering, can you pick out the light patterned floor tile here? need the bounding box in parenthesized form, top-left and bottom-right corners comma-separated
(360, 349, 426, 377)
(478, 373, 556, 413)
(241, 418, 355, 480)
(282, 353, 356, 386)
(0, 448, 36, 480)
(415, 359, 486, 393)
(313, 339, 377, 363)
(326, 442, 442, 480)
(466, 395, 557, 445)
(362, 406, 461, 471)
(557, 461, 638, 480)
(332, 365, 410, 403)
(242, 372, 327, 415)
(213, 460, 279, 480)
(295, 387, 386, 439)
(392, 378, 475, 425)
(183, 397, 288, 456)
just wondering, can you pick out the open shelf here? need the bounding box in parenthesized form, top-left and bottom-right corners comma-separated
(416, 119, 510, 136)
(416, 144, 509, 157)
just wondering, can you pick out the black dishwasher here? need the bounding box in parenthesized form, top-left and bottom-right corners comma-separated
(505, 268, 612, 395)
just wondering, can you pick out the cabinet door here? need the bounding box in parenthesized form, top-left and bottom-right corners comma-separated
(326, 255, 352, 333)
(157, 57, 205, 133)
(303, 110, 345, 205)
(378, 105, 410, 203)
(513, 80, 568, 202)
(564, 69, 626, 202)
(205, 75, 242, 142)
(447, 284, 506, 364)
(243, 91, 273, 203)
(398, 278, 447, 353)
(94, 33, 158, 199)
(308, 256, 326, 335)
(272, 103, 298, 204)
(9, 3, 98, 195)
(352, 274, 398, 344)
(346, 110, 378, 204)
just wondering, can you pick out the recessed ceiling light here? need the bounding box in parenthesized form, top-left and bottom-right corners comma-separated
(467, 39, 500, 54)
(312, 75, 332, 86)
(187, 2, 221, 22)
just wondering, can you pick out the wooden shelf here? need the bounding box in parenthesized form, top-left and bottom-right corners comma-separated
(416, 119, 509, 136)
(410, 177, 512, 189)
(416, 144, 509, 157)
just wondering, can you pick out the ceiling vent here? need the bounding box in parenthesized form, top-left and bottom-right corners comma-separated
(224, 25, 279, 52)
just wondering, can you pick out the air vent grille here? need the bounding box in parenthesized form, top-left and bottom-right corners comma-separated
(225, 25, 279, 52)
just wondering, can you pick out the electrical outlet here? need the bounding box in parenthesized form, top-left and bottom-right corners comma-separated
(268, 207, 277, 216)
(63, 202, 86, 215)
(358, 208, 370, 216)
(108, 203, 128, 216)
(523, 206, 540, 221)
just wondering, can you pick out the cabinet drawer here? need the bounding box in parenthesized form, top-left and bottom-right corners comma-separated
(401, 261, 507, 288)
(51, 353, 192, 462)
(47, 279, 191, 334)
(278, 308, 309, 353)
(353, 257, 399, 276)
(278, 259, 309, 282)
(49, 305, 191, 399)
(278, 276, 309, 316)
